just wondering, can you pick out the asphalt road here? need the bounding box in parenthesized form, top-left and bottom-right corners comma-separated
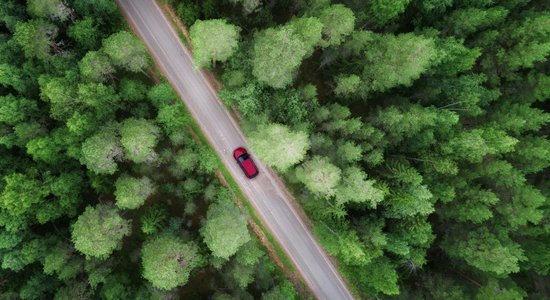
(116, 1, 355, 299)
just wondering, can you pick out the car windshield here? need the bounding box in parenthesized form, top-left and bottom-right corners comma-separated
(238, 153, 249, 162)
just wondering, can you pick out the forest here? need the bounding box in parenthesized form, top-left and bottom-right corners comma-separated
(0, 0, 549, 299)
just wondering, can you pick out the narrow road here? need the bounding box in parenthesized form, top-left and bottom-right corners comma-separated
(116, 1, 355, 299)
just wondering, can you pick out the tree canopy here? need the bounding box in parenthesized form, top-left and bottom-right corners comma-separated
(190, 19, 240, 68)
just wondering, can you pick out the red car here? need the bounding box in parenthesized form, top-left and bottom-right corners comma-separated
(233, 147, 259, 178)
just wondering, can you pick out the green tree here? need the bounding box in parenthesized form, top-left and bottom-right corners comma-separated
(80, 125, 123, 175)
(0, 64, 26, 93)
(77, 82, 119, 109)
(0, 95, 37, 125)
(147, 82, 177, 108)
(27, 0, 72, 21)
(335, 167, 385, 208)
(102, 31, 148, 73)
(440, 7, 508, 36)
(442, 227, 526, 275)
(201, 200, 250, 259)
(190, 19, 240, 68)
(252, 26, 308, 88)
(288, 16, 323, 52)
(501, 13, 550, 71)
(360, 32, 437, 95)
(295, 156, 341, 198)
(13, 20, 56, 60)
(366, 0, 411, 28)
(334, 74, 361, 97)
(79, 51, 114, 82)
(140, 205, 167, 235)
(141, 235, 202, 290)
(114, 175, 155, 209)
(262, 281, 298, 300)
(174, 148, 199, 173)
(249, 123, 310, 172)
(0, 173, 46, 217)
(68, 17, 99, 51)
(71, 204, 131, 259)
(120, 118, 160, 164)
(318, 4, 355, 47)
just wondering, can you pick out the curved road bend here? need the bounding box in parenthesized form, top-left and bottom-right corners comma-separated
(116, 1, 355, 299)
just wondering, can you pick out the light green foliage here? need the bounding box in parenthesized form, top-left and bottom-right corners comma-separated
(350, 256, 399, 295)
(114, 175, 155, 209)
(197, 147, 219, 174)
(318, 4, 355, 47)
(440, 188, 499, 223)
(102, 31, 148, 72)
(71, 204, 131, 259)
(80, 125, 123, 174)
(441, 7, 509, 36)
(288, 16, 323, 51)
(27, 0, 71, 21)
(0, 173, 46, 217)
(174, 148, 198, 173)
(77, 82, 119, 108)
(262, 281, 298, 300)
(489, 102, 550, 134)
(0, 95, 37, 125)
(38, 76, 78, 121)
(503, 13, 550, 71)
(440, 128, 518, 163)
(366, 0, 412, 28)
(141, 235, 202, 290)
(508, 136, 550, 174)
(295, 156, 341, 198)
(334, 74, 361, 96)
(120, 118, 160, 164)
(249, 123, 310, 172)
(362, 32, 437, 94)
(252, 26, 308, 88)
(190, 19, 240, 68)
(433, 37, 481, 76)
(119, 79, 147, 102)
(79, 51, 114, 82)
(148, 82, 177, 108)
(442, 227, 526, 275)
(201, 200, 250, 259)
(68, 17, 99, 51)
(476, 279, 526, 300)
(13, 20, 56, 60)
(335, 167, 385, 208)
(156, 103, 190, 138)
(0, 64, 26, 93)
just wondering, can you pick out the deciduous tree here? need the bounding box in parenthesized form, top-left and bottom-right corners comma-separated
(190, 19, 240, 68)
(295, 156, 341, 198)
(201, 200, 250, 259)
(120, 118, 160, 164)
(249, 123, 310, 172)
(102, 31, 148, 73)
(114, 175, 155, 209)
(71, 204, 131, 259)
(141, 235, 202, 290)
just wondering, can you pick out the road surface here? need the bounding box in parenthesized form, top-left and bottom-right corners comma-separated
(116, 1, 355, 299)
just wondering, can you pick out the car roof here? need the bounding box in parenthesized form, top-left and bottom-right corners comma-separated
(241, 158, 258, 176)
